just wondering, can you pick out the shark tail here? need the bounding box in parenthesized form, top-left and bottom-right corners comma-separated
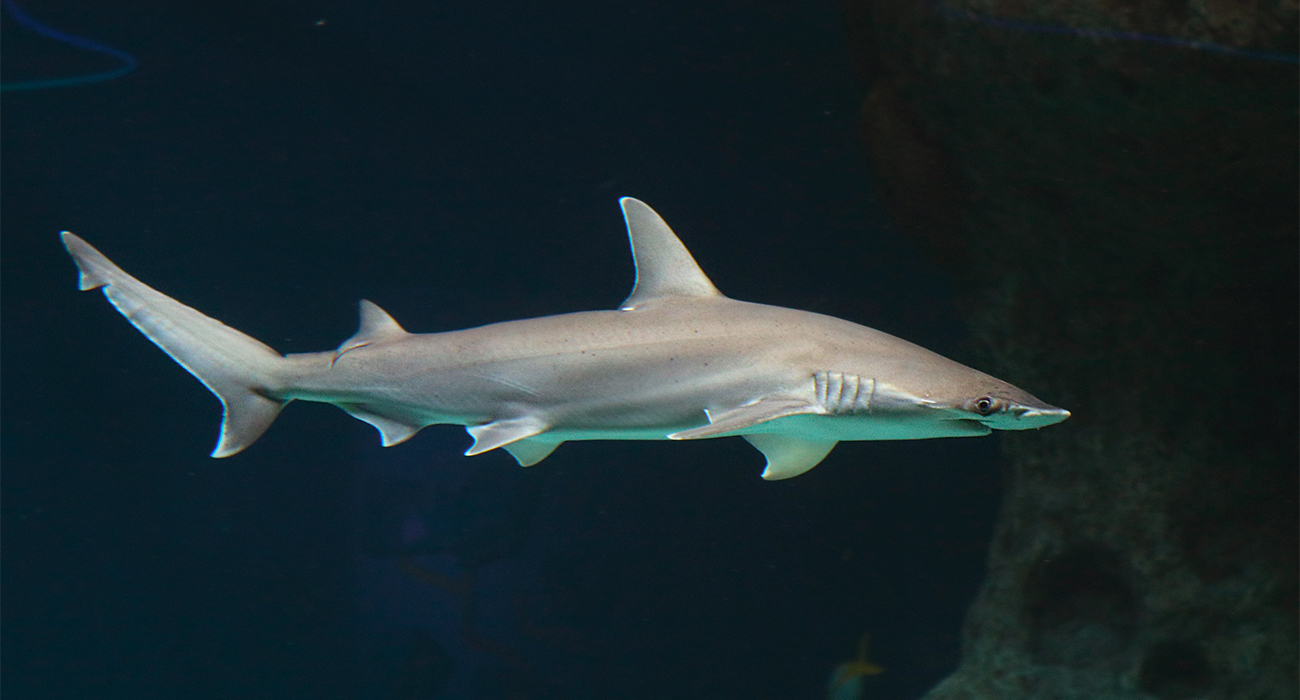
(61, 232, 288, 457)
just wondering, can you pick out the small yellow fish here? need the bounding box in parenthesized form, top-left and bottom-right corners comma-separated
(827, 633, 884, 700)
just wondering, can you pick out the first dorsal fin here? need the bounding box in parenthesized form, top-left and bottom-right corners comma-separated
(332, 300, 409, 363)
(618, 197, 723, 310)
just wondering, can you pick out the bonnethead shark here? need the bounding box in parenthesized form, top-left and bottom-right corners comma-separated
(61, 198, 1069, 479)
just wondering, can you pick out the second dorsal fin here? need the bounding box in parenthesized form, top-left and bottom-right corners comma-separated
(618, 198, 723, 310)
(332, 300, 409, 363)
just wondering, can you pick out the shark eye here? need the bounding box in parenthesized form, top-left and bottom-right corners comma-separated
(972, 397, 998, 416)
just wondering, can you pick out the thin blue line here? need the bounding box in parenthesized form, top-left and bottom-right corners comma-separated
(935, 4, 1300, 65)
(2, 0, 139, 91)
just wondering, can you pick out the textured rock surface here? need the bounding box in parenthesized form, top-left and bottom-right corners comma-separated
(843, 0, 1298, 697)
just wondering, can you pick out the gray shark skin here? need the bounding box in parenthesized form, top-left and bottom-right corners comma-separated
(61, 198, 1069, 479)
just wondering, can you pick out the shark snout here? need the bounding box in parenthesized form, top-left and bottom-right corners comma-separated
(1011, 405, 1071, 428)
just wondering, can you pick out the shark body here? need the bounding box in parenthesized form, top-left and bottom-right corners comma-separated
(61, 198, 1068, 479)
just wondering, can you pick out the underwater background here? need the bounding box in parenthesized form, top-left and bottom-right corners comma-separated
(2, 1, 1295, 699)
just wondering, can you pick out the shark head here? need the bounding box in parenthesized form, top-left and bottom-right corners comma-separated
(934, 386, 1071, 432)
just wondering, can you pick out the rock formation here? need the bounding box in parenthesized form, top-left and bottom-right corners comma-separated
(843, 0, 1298, 697)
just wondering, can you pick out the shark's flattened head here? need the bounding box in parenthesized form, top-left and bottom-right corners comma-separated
(938, 389, 1071, 431)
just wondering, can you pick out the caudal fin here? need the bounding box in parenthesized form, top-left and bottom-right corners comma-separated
(62, 232, 287, 457)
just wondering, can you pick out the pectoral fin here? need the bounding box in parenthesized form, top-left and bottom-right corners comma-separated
(503, 437, 562, 466)
(668, 398, 814, 440)
(464, 416, 549, 457)
(743, 433, 837, 480)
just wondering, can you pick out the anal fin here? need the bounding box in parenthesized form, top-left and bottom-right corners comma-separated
(668, 398, 814, 440)
(744, 433, 838, 480)
(340, 405, 422, 446)
(465, 416, 548, 457)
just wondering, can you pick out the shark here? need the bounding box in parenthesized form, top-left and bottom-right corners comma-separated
(61, 198, 1069, 480)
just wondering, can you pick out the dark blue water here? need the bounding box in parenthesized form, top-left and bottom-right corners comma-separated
(2, 1, 1000, 698)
